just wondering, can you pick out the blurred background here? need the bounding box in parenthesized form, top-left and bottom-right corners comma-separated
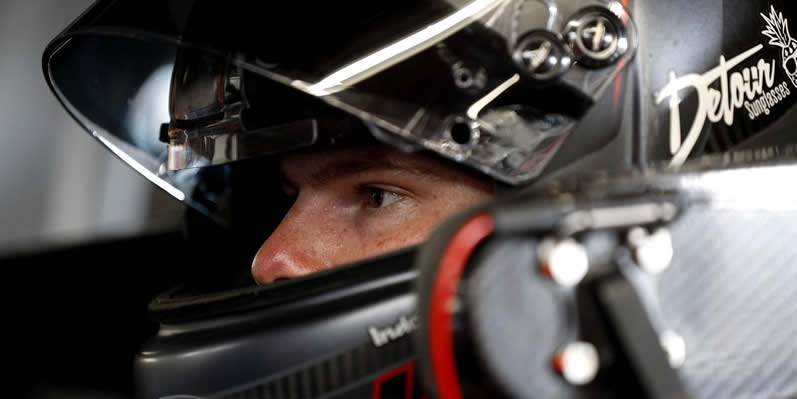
(1, 0, 185, 397)
(0, 0, 183, 253)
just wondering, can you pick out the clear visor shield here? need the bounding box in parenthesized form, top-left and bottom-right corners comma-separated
(46, 36, 236, 223)
(43, 0, 636, 222)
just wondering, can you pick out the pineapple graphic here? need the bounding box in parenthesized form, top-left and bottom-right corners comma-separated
(761, 5, 797, 88)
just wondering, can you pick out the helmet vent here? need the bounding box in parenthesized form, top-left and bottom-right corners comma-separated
(214, 333, 415, 398)
(450, 121, 474, 145)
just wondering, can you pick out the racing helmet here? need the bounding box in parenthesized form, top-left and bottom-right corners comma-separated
(42, 0, 797, 397)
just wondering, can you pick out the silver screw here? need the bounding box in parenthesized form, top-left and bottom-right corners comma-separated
(538, 238, 589, 287)
(553, 341, 600, 385)
(628, 227, 673, 274)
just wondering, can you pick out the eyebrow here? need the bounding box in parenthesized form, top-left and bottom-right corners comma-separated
(310, 158, 441, 184)
(281, 156, 443, 188)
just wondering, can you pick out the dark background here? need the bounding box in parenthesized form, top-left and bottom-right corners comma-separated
(8, 233, 189, 399)
(0, 1, 184, 397)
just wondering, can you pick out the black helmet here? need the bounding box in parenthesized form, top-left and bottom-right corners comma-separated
(42, 0, 797, 397)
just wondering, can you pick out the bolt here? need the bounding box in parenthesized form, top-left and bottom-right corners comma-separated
(564, 10, 625, 68)
(504, 151, 526, 169)
(552, 341, 600, 385)
(512, 31, 571, 81)
(628, 227, 673, 274)
(451, 62, 487, 92)
(538, 238, 589, 287)
(660, 330, 686, 368)
(579, 16, 616, 55)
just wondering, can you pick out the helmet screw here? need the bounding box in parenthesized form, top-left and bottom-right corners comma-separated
(512, 31, 572, 82)
(628, 227, 674, 274)
(564, 9, 627, 68)
(451, 62, 487, 92)
(538, 238, 589, 287)
(552, 341, 600, 385)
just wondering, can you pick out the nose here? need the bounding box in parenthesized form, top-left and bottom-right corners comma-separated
(251, 196, 338, 284)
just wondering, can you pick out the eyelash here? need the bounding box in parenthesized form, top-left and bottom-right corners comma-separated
(361, 186, 403, 209)
(281, 182, 407, 210)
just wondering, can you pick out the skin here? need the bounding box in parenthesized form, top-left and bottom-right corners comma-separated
(251, 145, 493, 284)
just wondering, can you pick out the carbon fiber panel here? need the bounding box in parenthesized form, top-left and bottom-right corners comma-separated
(659, 208, 797, 399)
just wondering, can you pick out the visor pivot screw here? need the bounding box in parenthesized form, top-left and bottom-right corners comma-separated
(660, 330, 687, 368)
(565, 10, 627, 68)
(628, 227, 673, 274)
(552, 341, 600, 385)
(538, 238, 589, 287)
(512, 31, 572, 82)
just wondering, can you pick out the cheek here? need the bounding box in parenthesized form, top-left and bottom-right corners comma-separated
(368, 217, 436, 253)
(364, 195, 483, 255)
(273, 177, 491, 270)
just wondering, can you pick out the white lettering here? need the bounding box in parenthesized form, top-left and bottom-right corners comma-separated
(368, 315, 419, 347)
(655, 45, 782, 166)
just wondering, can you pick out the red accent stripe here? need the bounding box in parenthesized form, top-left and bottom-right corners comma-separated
(612, 58, 626, 113)
(622, 0, 630, 23)
(428, 214, 495, 399)
(217, 64, 226, 106)
(552, 352, 565, 373)
(372, 362, 415, 399)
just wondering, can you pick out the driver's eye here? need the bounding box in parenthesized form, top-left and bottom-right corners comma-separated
(362, 186, 402, 208)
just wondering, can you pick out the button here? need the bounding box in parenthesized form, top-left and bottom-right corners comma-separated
(538, 238, 589, 287)
(627, 227, 674, 274)
(659, 330, 686, 368)
(552, 341, 600, 385)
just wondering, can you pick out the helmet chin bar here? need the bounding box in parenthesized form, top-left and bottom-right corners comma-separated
(415, 158, 797, 399)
